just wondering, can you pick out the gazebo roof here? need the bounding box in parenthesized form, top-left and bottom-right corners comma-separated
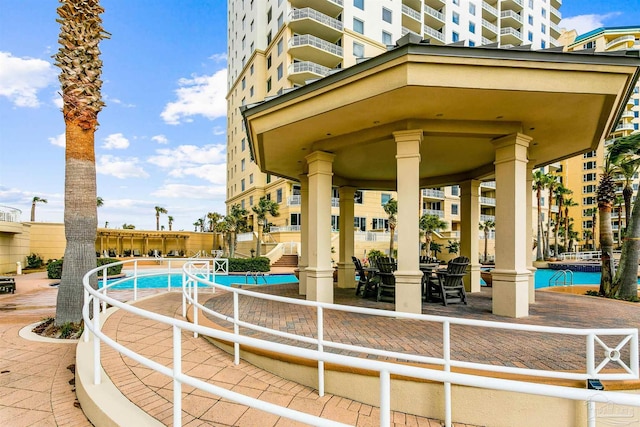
(241, 37, 640, 190)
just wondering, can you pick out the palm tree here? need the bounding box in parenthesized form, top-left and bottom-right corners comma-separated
(607, 133, 640, 299)
(553, 184, 571, 256)
(419, 214, 447, 258)
(596, 149, 617, 296)
(167, 215, 174, 231)
(122, 223, 135, 229)
(614, 195, 624, 248)
(545, 173, 559, 258)
(207, 212, 222, 232)
(479, 220, 496, 263)
(252, 198, 279, 257)
(225, 204, 249, 258)
(54, 0, 107, 325)
(30, 197, 48, 222)
(532, 170, 550, 261)
(562, 197, 578, 251)
(613, 157, 638, 233)
(383, 198, 397, 257)
(155, 206, 167, 231)
(193, 218, 204, 232)
(96, 196, 104, 207)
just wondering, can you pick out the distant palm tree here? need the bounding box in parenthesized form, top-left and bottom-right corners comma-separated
(54, 0, 107, 325)
(597, 150, 616, 296)
(252, 198, 279, 256)
(96, 196, 104, 207)
(104, 221, 108, 228)
(155, 206, 167, 231)
(207, 212, 222, 232)
(193, 218, 204, 232)
(479, 220, 496, 263)
(30, 196, 48, 221)
(167, 215, 174, 231)
(122, 223, 135, 229)
(419, 214, 447, 258)
(383, 198, 397, 257)
(532, 170, 551, 261)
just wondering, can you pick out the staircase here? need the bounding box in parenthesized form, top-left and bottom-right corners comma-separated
(272, 254, 298, 268)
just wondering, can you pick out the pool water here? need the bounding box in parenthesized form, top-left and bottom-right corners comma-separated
(483, 269, 640, 289)
(105, 273, 299, 290)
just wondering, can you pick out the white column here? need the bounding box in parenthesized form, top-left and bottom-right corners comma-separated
(492, 133, 532, 318)
(393, 130, 424, 314)
(460, 180, 481, 293)
(337, 186, 356, 289)
(298, 174, 309, 296)
(305, 151, 335, 303)
(526, 159, 537, 303)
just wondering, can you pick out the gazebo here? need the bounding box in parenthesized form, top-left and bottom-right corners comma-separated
(241, 36, 640, 317)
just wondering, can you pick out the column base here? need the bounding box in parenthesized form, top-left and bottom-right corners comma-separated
(336, 262, 356, 289)
(466, 263, 482, 293)
(527, 266, 537, 304)
(491, 269, 531, 318)
(394, 270, 423, 314)
(306, 268, 334, 303)
(297, 265, 307, 296)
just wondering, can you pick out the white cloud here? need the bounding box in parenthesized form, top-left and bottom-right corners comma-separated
(102, 133, 130, 150)
(560, 13, 621, 35)
(212, 126, 226, 136)
(151, 135, 169, 144)
(151, 183, 226, 199)
(0, 51, 57, 108)
(52, 91, 63, 109)
(148, 144, 226, 168)
(96, 155, 149, 179)
(49, 133, 65, 148)
(209, 53, 227, 63)
(160, 69, 227, 125)
(168, 164, 227, 185)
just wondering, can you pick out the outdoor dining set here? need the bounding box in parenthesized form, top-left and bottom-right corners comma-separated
(352, 255, 470, 306)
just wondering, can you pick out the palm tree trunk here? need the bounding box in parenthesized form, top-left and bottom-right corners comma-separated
(256, 222, 263, 257)
(598, 204, 615, 297)
(30, 202, 36, 222)
(613, 190, 640, 298)
(484, 230, 488, 263)
(56, 124, 98, 325)
(388, 225, 395, 258)
(536, 189, 543, 261)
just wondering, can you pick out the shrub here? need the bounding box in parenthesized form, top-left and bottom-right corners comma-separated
(47, 258, 123, 279)
(26, 253, 44, 269)
(227, 257, 270, 272)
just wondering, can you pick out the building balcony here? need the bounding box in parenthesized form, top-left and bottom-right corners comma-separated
(424, 0, 445, 9)
(480, 197, 496, 206)
(550, 22, 561, 38)
(551, 0, 562, 10)
(480, 214, 496, 222)
(482, 1, 499, 19)
(500, 10, 522, 27)
(288, 61, 332, 85)
(621, 110, 635, 120)
(606, 35, 636, 51)
(289, 34, 343, 68)
(287, 195, 301, 206)
(270, 225, 301, 232)
(423, 209, 444, 218)
(481, 181, 496, 189)
(290, 0, 343, 18)
(422, 189, 445, 198)
(424, 5, 445, 28)
(402, 4, 422, 35)
(423, 24, 445, 44)
(289, 8, 343, 43)
(500, 27, 522, 45)
(614, 123, 635, 133)
(482, 36, 496, 45)
(550, 6, 561, 24)
(482, 19, 499, 37)
(501, 0, 523, 11)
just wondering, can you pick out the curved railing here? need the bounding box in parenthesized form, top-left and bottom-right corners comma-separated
(82, 258, 640, 427)
(0, 205, 22, 222)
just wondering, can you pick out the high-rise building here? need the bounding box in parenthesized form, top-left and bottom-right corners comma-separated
(226, 0, 561, 254)
(557, 27, 640, 250)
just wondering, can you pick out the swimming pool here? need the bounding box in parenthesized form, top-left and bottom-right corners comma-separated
(105, 273, 299, 290)
(483, 269, 640, 289)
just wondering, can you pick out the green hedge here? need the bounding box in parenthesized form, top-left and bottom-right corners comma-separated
(47, 258, 123, 279)
(227, 257, 270, 272)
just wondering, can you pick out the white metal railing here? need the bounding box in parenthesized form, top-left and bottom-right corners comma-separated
(331, 197, 340, 207)
(480, 197, 496, 205)
(479, 230, 496, 240)
(500, 10, 522, 23)
(481, 181, 496, 188)
(269, 225, 301, 232)
(0, 205, 21, 222)
(424, 5, 444, 21)
(500, 27, 522, 39)
(482, 19, 498, 34)
(422, 189, 445, 198)
(288, 61, 331, 78)
(237, 232, 255, 242)
(287, 194, 301, 205)
(401, 4, 421, 21)
(423, 209, 444, 218)
(289, 34, 343, 57)
(482, 1, 498, 16)
(423, 25, 445, 42)
(354, 230, 396, 242)
(82, 258, 640, 427)
(289, 8, 343, 32)
(480, 214, 495, 222)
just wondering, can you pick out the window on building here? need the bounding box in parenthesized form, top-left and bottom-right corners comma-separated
(291, 213, 301, 227)
(381, 193, 391, 205)
(583, 220, 593, 229)
(354, 216, 366, 231)
(249, 173, 253, 184)
(583, 161, 597, 170)
(266, 31, 272, 45)
(469, 40, 475, 47)
(583, 151, 596, 158)
(331, 215, 340, 231)
(354, 0, 364, 10)
(452, 31, 459, 42)
(583, 185, 596, 193)
(452, 12, 459, 24)
(353, 18, 364, 34)
(353, 41, 364, 58)
(541, 23, 546, 34)
(469, 22, 476, 33)
(541, 40, 546, 49)
(453, 0, 459, 5)
(249, 86, 254, 97)
(583, 197, 596, 205)
(469, 3, 476, 15)
(241, 77, 246, 89)
(528, 31, 533, 42)
(528, 15, 534, 25)
(354, 190, 364, 204)
(250, 20, 254, 32)
(266, 77, 272, 92)
(382, 8, 392, 23)
(241, 179, 245, 191)
(267, 7, 272, 23)
(451, 185, 460, 196)
(241, 158, 245, 171)
(266, 173, 271, 183)
(276, 188, 283, 203)
(241, 199, 245, 209)
(451, 204, 459, 215)
(528, 0, 534, 7)
(372, 218, 388, 230)
(249, 195, 254, 206)
(250, 64, 254, 75)
(267, 55, 272, 69)
(277, 12, 284, 28)
(277, 63, 283, 80)
(382, 31, 392, 45)
(277, 38, 283, 55)
(541, 8, 546, 17)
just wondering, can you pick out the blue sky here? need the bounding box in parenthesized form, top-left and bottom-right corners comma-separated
(0, 1, 638, 231)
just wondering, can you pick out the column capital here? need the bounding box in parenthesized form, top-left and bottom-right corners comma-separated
(305, 151, 335, 164)
(392, 129, 424, 143)
(305, 151, 335, 177)
(492, 132, 532, 150)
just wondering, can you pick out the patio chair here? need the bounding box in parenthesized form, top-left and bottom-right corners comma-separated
(426, 256, 469, 306)
(353, 257, 377, 298)
(375, 258, 397, 302)
(0, 277, 16, 294)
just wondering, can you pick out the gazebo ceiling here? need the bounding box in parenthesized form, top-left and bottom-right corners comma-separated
(242, 41, 640, 190)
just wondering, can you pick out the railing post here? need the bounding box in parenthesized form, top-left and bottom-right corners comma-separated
(631, 331, 639, 379)
(233, 292, 240, 365)
(193, 277, 199, 338)
(93, 294, 101, 385)
(168, 260, 172, 290)
(133, 260, 138, 301)
(172, 325, 182, 427)
(443, 321, 452, 427)
(83, 289, 90, 342)
(101, 267, 108, 313)
(317, 306, 325, 397)
(380, 369, 390, 427)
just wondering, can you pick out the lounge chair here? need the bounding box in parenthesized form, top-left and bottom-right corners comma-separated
(426, 256, 469, 306)
(133, 249, 141, 257)
(353, 256, 377, 298)
(376, 258, 397, 302)
(0, 276, 16, 294)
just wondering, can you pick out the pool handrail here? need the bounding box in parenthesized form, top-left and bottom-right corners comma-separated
(82, 258, 640, 427)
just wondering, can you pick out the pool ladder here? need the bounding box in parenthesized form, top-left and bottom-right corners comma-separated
(549, 269, 573, 287)
(244, 271, 269, 285)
